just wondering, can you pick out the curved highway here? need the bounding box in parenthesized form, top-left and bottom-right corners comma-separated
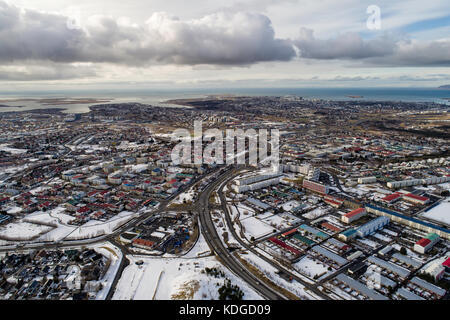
(196, 167, 287, 300)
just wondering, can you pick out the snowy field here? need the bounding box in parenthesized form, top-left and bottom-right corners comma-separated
(112, 232, 262, 300)
(294, 255, 331, 279)
(240, 216, 274, 239)
(421, 198, 450, 226)
(172, 189, 195, 204)
(0, 221, 53, 240)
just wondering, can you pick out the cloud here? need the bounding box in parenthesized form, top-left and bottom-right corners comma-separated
(0, 63, 97, 81)
(293, 27, 450, 66)
(0, 1, 295, 66)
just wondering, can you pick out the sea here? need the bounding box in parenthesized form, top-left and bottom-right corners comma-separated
(0, 87, 449, 114)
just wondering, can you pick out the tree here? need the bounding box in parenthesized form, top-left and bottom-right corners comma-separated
(400, 247, 407, 255)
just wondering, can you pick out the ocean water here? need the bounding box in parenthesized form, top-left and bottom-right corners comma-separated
(0, 87, 449, 114)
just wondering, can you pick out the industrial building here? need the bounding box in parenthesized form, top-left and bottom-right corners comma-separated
(367, 255, 411, 279)
(358, 176, 377, 184)
(356, 216, 390, 237)
(396, 287, 425, 300)
(403, 193, 430, 205)
(311, 245, 348, 267)
(409, 276, 446, 298)
(423, 262, 445, 281)
(365, 204, 450, 240)
(414, 233, 440, 254)
(342, 208, 367, 224)
(339, 228, 357, 241)
(334, 273, 388, 300)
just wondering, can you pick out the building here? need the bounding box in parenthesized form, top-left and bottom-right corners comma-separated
(132, 238, 155, 250)
(443, 257, 450, 273)
(409, 276, 446, 298)
(342, 208, 367, 224)
(339, 228, 357, 241)
(232, 175, 282, 193)
(356, 216, 390, 237)
(358, 176, 377, 184)
(365, 204, 450, 240)
(396, 287, 425, 300)
(324, 195, 344, 208)
(403, 193, 430, 205)
(387, 176, 450, 189)
(367, 256, 410, 279)
(303, 179, 329, 195)
(414, 233, 440, 254)
(380, 192, 402, 204)
(335, 273, 388, 300)
(423, 262, 445, 281)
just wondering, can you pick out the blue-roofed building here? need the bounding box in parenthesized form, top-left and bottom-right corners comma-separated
(339, 228, 357, 241)
(365, 204, 450, 240)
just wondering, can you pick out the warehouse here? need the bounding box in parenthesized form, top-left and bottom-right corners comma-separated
(246, 197, 271, 210)
(409, 276, 446, 298)
(311, 245, 348, 266)
(367, 256, 410, 279)
(380, 192, 402, 204)
(413, 233, 440, 254)
(335, 273, 388, 300)
(391, 253, 422, 269)
(339, 228, 357, 241)
(423, 262, 445, 281)
(356, 216, 390, 237)
(342, 208, 367, 224)
(358, 176, 377, 184)
(403, 193, 430, 205)
(396, 287, 425, 300)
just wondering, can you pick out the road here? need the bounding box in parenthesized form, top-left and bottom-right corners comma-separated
(216, 170, 331, 300)
(196, 167, 287, 300)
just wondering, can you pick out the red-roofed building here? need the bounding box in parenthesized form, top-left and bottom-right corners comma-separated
(132, 238, 155, 249)
(381, 192, 402, 204)
(321, 222, 342, 233)
(282, 228, 298, 237)
(442, 257, 450, 272)
(342, 208, 367, 224)
(403, 193, 430, 205)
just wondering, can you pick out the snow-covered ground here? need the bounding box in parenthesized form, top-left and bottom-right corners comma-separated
(0, 221, 53, 240)
(30, 209, 138, 242)
(293, 255, 331, 279)
(112, 233, 262, 300)
(420, 197, 450, 226)
(240, 216, 274, 239)
(92, 242, 123, 300)
(172, 189, 196, 204)
(238, 251, 323, 300)
(0, 144, 27, 154)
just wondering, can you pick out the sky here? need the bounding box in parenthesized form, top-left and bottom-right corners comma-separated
(1, 0, 450, 91)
